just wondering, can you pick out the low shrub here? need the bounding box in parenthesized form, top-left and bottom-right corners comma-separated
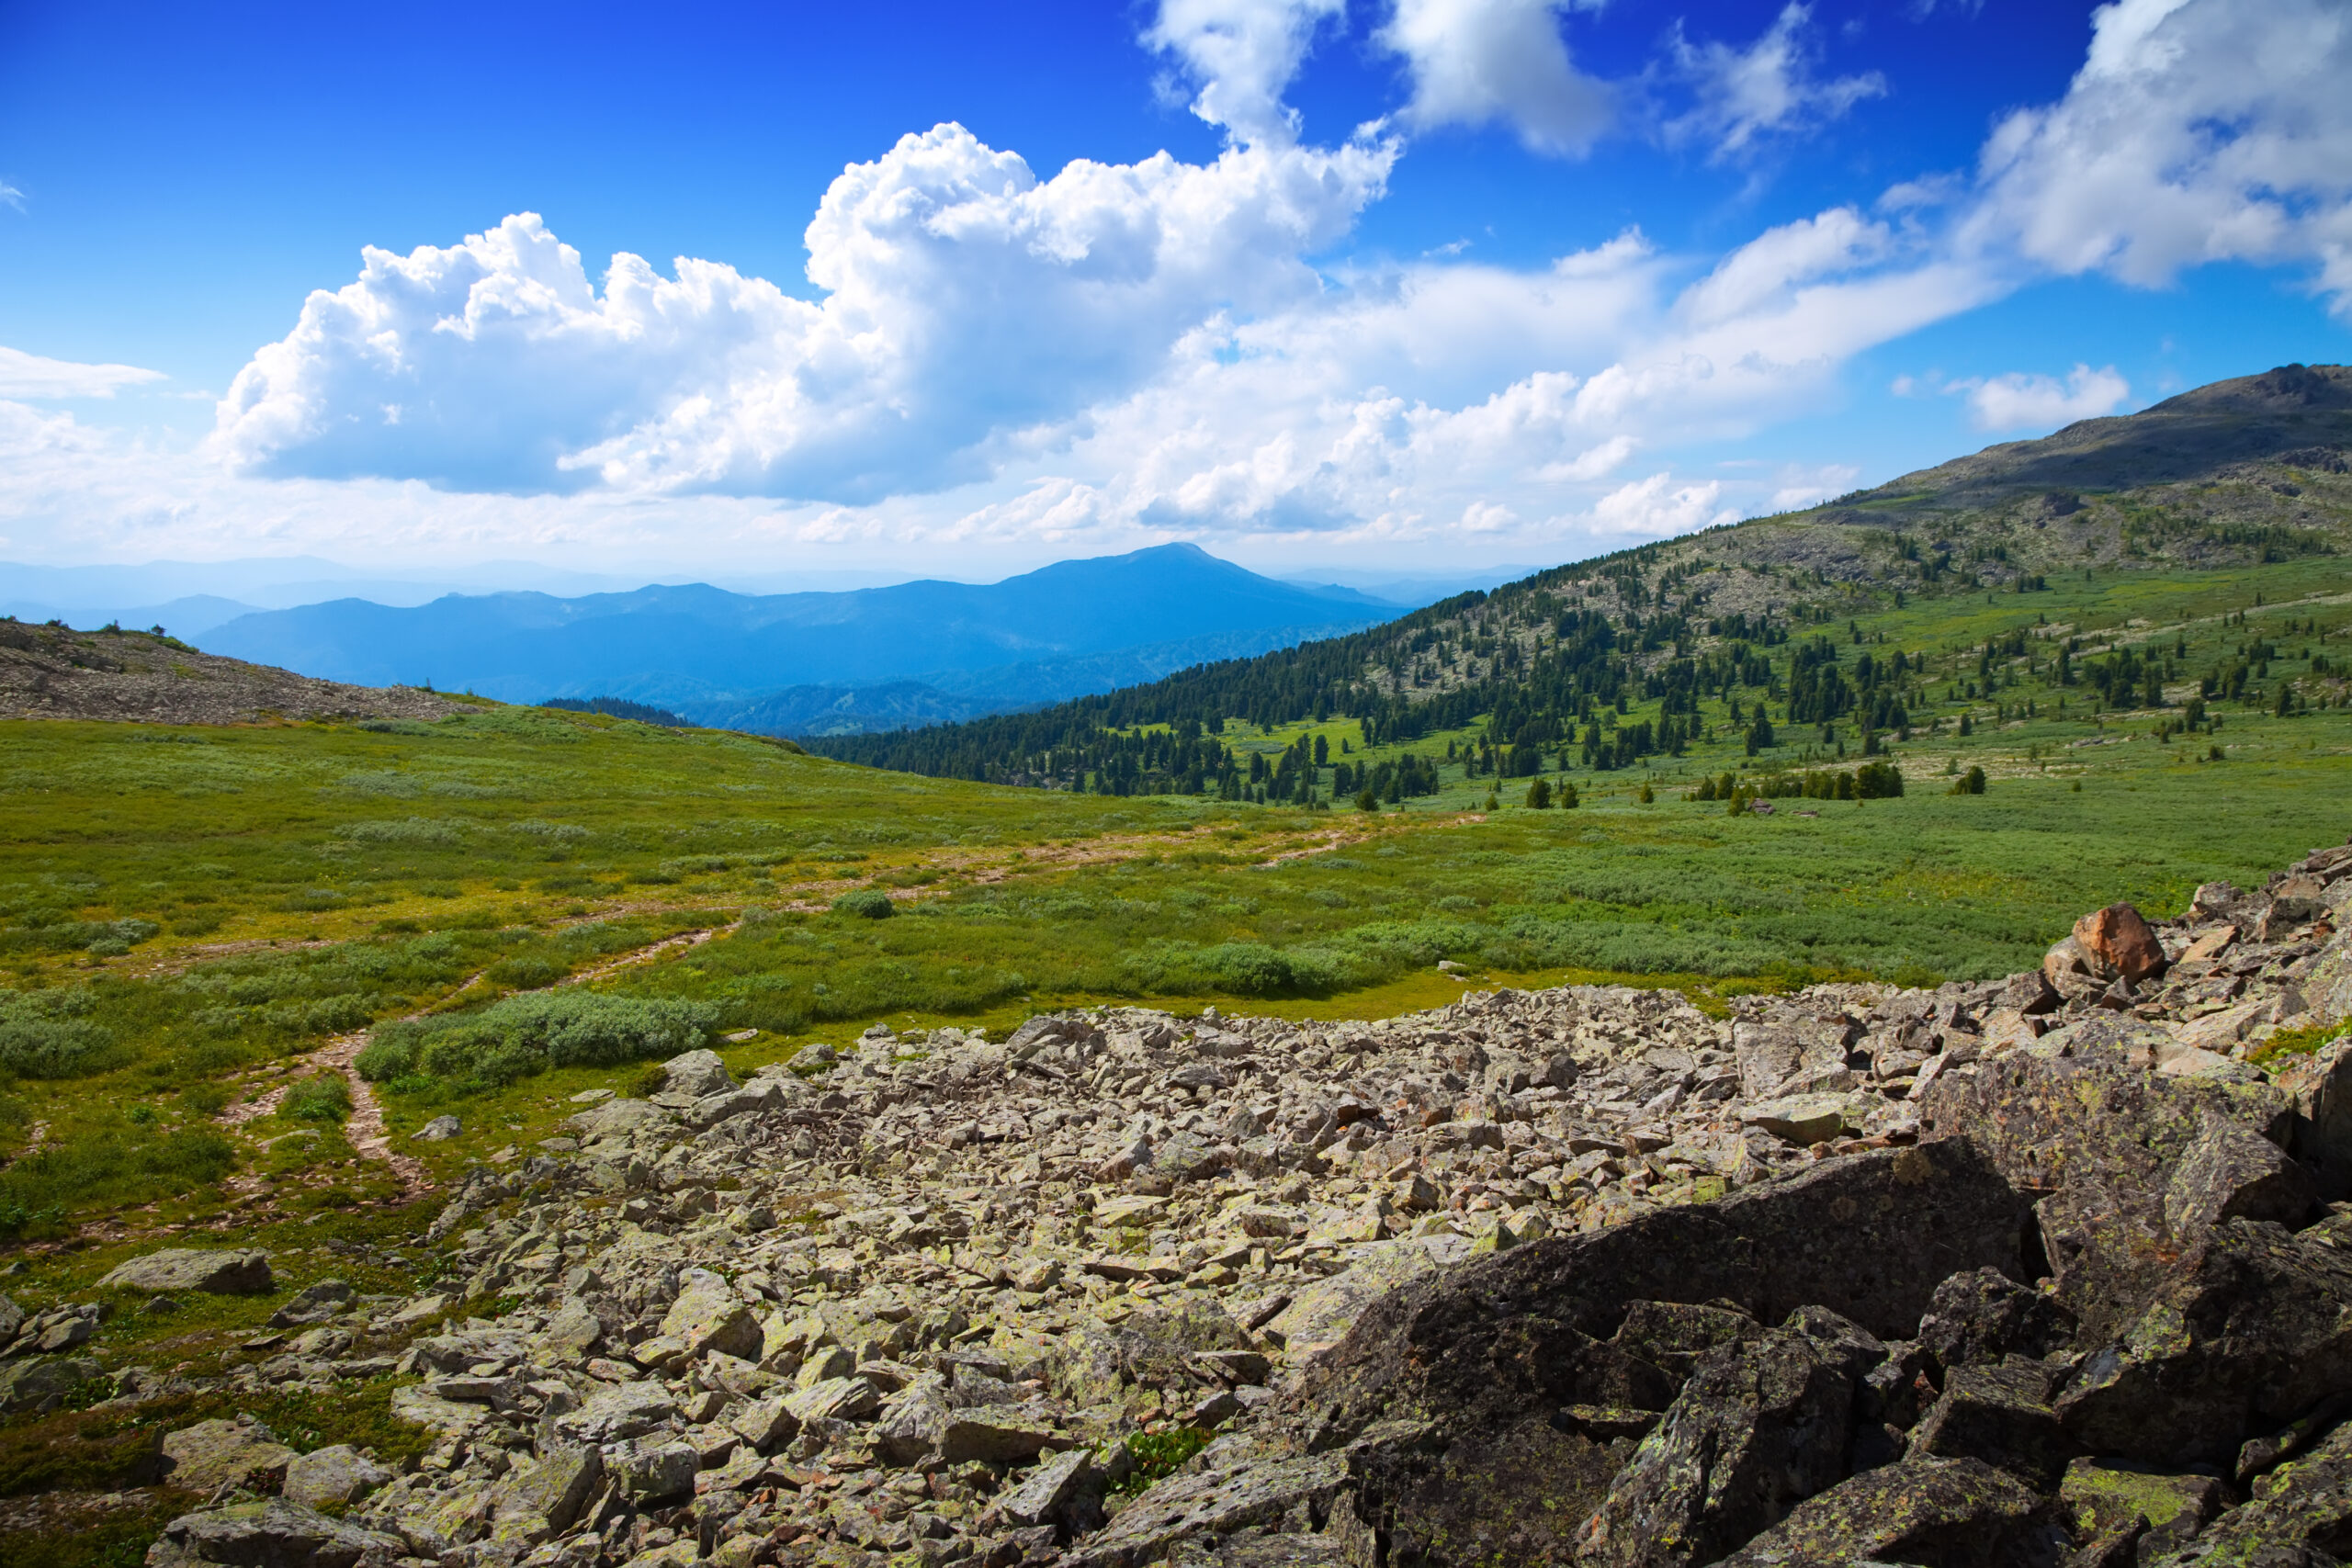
(279, 1075, 353, 1123)
(0, 1126, 236, 1230)
(356, 990, 719, 1090)
(0, 989, 119, 1077)
(831, 890, 896, 919)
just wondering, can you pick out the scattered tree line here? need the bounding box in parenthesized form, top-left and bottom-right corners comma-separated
(543, 695, 688, 727)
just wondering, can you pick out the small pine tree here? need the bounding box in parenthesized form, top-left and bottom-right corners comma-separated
(1526, 778, 1553, 809)
(1356, 788, 1379, 812)
(1560, 780, 1579, 808)
(1636, 781, 1655, 803)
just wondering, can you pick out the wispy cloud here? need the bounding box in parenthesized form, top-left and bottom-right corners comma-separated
(1662, 4, 1886, 163)
(0, 344, 165, 399)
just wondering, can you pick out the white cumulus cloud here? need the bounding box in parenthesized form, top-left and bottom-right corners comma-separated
(1594, 473, 1738, 538)
(1143, 0, 1347, 146)
(1964, 364, 2132, 431)
(0, 345, 165, 400)
(214, 125, 1392, 501)
(1664, 4, 1886, 162)
(1967, 0, 2352, 312)
(1379, 0, 1612, 156)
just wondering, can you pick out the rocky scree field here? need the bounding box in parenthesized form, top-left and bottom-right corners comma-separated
(2, 836, 2350, 1566)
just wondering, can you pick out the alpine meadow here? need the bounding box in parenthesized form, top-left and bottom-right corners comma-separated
(8, 0, 2352, 1562)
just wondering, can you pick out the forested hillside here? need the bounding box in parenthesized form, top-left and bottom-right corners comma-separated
(808, 363, 2352, 797)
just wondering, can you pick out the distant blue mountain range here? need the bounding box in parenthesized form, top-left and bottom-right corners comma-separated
(195, 544, 1408, 732)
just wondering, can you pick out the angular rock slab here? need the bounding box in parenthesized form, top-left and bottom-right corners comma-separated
(1283, 1142, 2032, 1565)
(1712, 1457, 2064, 1568)
(281, 1445, 393, 1510)
(1063, 1450, 1350, 1568)
(2056, 1217, 2352, 1467)
(1577, 1310, 1882, 1568)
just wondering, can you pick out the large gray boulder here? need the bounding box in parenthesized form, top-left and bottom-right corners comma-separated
(159, 1417, 298, 1495)
(1577, 1307, 1886, 1567)
(281, 1446, 392, 1511)
(144, 1499, 404, 1568)
(0, 1355, 102, 1416)
(661, 1047, 734, 1099)
(97, 1248, 272, 1295)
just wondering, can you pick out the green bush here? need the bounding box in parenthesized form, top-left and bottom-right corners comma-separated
(1111, 1427, 1212, 1495)
(487, 955, 564, 989)
(831, 889, 896, 919)
(0, 1127, 236, 1230)
(0, 989, 119, 1077)
(280, 1075, 353, 1123)
(0, 918, 159, 956)
(356, 990, 718, 1090)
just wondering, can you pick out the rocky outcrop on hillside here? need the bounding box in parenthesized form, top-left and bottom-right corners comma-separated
(64, 838, 2352, 1566)
(0, 620, 480, 725)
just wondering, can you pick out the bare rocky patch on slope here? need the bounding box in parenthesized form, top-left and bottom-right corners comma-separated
(0, 620, 481, 726)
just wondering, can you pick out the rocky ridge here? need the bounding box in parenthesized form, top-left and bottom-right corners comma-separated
(0, 619, 481, 725)
(18, 838, 2352, 1567)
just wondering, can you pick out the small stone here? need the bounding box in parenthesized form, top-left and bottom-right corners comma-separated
(412, 1114, 461, 1141)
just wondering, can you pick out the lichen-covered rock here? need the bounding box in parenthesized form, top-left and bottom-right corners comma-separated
(2141, 1418, 2352, 1566)
(281, 1446, 393, 1511)
(1917, 1038, 2290, 1340)
(144, 1499, 405, 1568)
(1908, 1361, 2078, 1486)
(1915, 1268, 2075, 1371)
(656, 1277, 760, 1360)
(1712, 1456, 2064, 1567)
(2059, 1457, 2230, 1562)
(2164, 1108, 2317, 1238)
(1577, 1309, 1883, 1567)
(97, 1248, 272, 1296)
(1062, 1450, 1350, 1568)
(607, 1438, 696, 1506)
(488, 1444, 603, 1542)
(159, 1417, 299, 1495)
(0, 1355, 102, 1415)
(661, 1048, 734, 1099)
(2056, 1219, 2352, 1466)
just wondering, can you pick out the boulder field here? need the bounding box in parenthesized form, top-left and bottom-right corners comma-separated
(39, 838, 2352, 1566)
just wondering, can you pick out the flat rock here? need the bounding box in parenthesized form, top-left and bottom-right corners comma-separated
(144, 1499, 405, 1568)
(97, 1248, 272, 1296)
(281, 1445, 394, 1510)
(159, 1418, 299, 1495)
(1712, 1457, 2062, 1567)
(1738, 1092, 1864, 1146)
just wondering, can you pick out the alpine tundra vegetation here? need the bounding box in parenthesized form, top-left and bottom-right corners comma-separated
(2, 366, 2352, 1566)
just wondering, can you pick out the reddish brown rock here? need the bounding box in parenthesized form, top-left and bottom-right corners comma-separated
(2073, 903, 2168, 984)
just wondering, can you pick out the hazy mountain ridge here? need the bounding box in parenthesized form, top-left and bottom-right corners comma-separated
(195, 545, 1402, 715)
(810, 361, 2352, 780)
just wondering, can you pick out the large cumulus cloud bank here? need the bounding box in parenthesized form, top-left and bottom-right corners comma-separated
(12, 0, 2352, 569)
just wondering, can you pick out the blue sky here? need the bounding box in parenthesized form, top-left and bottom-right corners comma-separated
(1, 0, 2346, 583)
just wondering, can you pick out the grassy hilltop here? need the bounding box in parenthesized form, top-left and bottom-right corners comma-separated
(0, 366, 2347, 1567)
